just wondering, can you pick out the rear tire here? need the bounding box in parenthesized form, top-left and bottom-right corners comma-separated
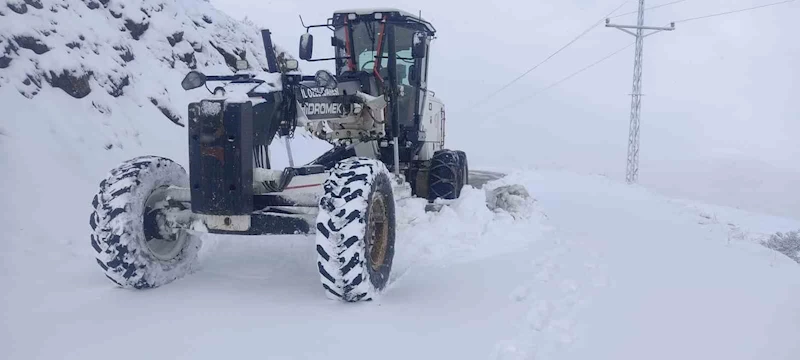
(90, 156, 201, 289)
(315, 157, 396, 302)
(455, 150, 469, 193)
(428, 149, 463, 200)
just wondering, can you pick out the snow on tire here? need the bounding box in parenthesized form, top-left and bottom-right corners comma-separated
(315, 157, 396, 302)
(90, 156, 201, 289)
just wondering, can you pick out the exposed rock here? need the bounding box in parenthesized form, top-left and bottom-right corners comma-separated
(124, 18, 149, 40)
(160, 55, 175, 68)
(1, 40, 18, 68)
(18, 74, 41, 98)
(8, 1, 27, 14)
(23, 74, 41, 87)
(178, 51, 196, 69)
(65, 41, 81, 49)
(149, 97, 184, 127)
(234, 48, 246, 60)
(166, 31, 183, 47)
(45, 69, 93, 98)
(209, 42, 239, 71)
(99, 0, 109, 6)
(23, 0, 42, 10)
(109, 9, 121, 18)
(15, 35, 50, 54)
(107, 75, 129, 97)
(113, 45, 134, 62)
(84, 0, 99, 10)
(202, 15, 212, 24)
(92, 101, 110, 114)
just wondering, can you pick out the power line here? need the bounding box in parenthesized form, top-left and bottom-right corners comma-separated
(674, 0, 796, 23)
(537, 42, 635, 95)
(471, 0, 631, 109)
(609, 0, 687, 19)
(475, 0, 797, 118)
(491, 41, 635, 117)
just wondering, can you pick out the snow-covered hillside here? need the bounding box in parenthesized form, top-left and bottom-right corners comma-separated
(0, 0, 328, 261)
(2, 1, 800, 360)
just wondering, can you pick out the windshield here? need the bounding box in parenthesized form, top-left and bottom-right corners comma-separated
(334, 22, 416, 86)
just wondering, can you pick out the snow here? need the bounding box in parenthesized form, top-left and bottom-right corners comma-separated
(199, 99, 222, 116)
(3, 0, 800, 359)
(300, 33, 310, 49)
(253, 167, 283, 183)
(334, 7, 421, 19)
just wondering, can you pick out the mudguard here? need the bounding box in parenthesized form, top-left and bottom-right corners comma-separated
(188, 99, 254, 215)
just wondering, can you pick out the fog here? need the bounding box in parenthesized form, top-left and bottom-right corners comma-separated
(211, 0, 800, 219)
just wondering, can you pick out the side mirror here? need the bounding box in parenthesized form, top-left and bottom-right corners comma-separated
(299, 33, 313, 60)
(411, 31, 426, 59)
(181, 71, 206, 90)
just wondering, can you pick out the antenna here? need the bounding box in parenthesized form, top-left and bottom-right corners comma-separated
(299, 15, 309, 32)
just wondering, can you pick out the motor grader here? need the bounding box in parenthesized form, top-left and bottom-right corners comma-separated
(89, 8, 468, 302)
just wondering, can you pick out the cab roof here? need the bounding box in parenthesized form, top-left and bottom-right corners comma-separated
(331, 8, 436, 34)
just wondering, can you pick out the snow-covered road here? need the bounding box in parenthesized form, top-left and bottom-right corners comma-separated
(4, 167, 800, 360)
(492, 171, 800, 360)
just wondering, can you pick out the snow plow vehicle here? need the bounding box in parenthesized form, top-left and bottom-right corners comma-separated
(89, 8, 468, 302)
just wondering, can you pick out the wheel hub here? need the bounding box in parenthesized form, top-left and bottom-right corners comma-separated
(367, 193, 389, 271)
(142, 186, 191, 261)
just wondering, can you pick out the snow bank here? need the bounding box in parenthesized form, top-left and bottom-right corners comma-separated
(393, 184, 549, 271)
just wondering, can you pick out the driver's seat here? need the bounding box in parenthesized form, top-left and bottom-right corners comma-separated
(338, 70, 379, 96)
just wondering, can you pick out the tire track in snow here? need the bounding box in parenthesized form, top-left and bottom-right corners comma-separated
(491, 231, 610, 360)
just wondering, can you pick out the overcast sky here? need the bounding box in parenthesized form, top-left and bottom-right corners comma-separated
(212, 0, 800, 216)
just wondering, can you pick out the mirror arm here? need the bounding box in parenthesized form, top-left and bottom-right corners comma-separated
(303, 57, 337, 62)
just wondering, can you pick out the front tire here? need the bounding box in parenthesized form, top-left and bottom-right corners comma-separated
(315, 157, 396, 302)
(90, 156, 201, 289)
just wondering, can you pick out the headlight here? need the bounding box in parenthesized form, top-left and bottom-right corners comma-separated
(285, 59, 299, 71)
(314, 70, 337, 90)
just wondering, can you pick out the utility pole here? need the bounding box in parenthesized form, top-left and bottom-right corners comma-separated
(606, 0, 675, 184)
